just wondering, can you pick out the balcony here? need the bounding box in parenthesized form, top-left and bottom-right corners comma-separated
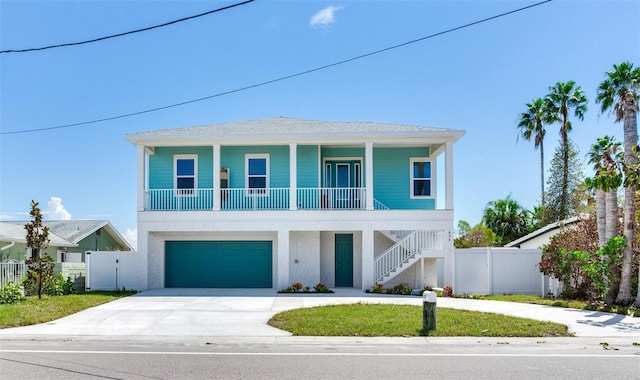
(144, 187, 378, 211)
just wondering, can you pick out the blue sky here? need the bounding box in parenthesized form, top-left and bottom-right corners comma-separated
(1, 0, 638, 248)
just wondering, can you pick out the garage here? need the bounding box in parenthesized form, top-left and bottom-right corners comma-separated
(165, 241, 273, 288)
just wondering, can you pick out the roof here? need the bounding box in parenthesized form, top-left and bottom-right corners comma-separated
(0, 220, 134, 251)
(0, 222, 76, 247)
(505, 216, 582, 248)
(126, 117, 466, 146)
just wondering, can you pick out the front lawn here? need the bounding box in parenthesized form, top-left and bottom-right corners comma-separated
(463, 294, 639, 317)
(0, 291, 136, 329)
(268, 303, 571, 337)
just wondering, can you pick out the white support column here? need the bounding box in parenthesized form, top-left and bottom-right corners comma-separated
(137, 145, 145, 212)
(446, 229, 454, 291)
(361, 229, 374, 290)
(213, 144, 221, 211)
(365, 142, 374, 210)
(445, 141, 454, 210)
(277, 229, 290, 289)
(289, 143, 297, 210)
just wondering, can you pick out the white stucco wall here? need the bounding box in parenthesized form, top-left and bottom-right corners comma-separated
(289, 231, 320, 288)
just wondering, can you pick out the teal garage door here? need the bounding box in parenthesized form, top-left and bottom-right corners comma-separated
(165, 241, 272, 288)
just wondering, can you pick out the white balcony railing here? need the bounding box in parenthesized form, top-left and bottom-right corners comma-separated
(144, 187, 369, 211)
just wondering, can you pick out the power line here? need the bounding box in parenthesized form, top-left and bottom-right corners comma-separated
(1, 0, 553, 135)
(0, 0, 255, 54)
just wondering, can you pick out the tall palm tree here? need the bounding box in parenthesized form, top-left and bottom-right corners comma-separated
(586, 135, 622, 245)
(586, 136, 623, 305)
(596, 61, 640, 306)
(545, 81, 588, 221)
(517, 98, 550, 208)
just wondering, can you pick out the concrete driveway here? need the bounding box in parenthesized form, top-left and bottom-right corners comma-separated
(1, 288, 638, 340)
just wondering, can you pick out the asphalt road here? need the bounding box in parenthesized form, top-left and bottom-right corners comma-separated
(1, 337, 638, 379)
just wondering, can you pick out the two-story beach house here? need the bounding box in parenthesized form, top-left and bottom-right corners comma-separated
(126, 118, 464, 291)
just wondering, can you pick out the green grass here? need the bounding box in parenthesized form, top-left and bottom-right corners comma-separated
(462, 294, 639, 317)
(0, 291, 136, 329)
(268, 303, 571, 337)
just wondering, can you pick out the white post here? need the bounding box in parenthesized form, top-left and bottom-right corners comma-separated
(137, 145, 145, 212)
(487, 247, 493, 295)
(277, 229, 290, 290)
(420, 256, 425, 289)
(290, 143, 297, 210)
(213, 144, 221, 211)
(365, 142, 374, 210)
(445, 141, 454, 210)
(361, 229, 374, 290)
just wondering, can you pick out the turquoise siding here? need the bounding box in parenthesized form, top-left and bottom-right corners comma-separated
(149, 147, 213, 189)
(221, 146, 289, 188)
(144, 144, 436, 210)
(373, 147, 435, 210)
(297, 145, 319, 187)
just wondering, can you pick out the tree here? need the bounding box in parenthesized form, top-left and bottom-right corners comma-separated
(482, 195, 532, 245)
(518, 98, 551, 209)
(585, 135, 624, 304)
(585, 135, 623, 245)
(596, 61, 640, 306)
(545, 81, 588, 221)
(454, 222, 496, 248)
(544, 139, 586, 223)
(24, 200, 54, 299)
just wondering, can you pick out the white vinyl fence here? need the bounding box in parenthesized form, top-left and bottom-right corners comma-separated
(85, 251, 145, 291)
(453, 248, 543, 295)
(0, 259, 26, 288)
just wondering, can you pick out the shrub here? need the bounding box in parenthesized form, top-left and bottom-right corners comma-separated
(303, 286, 311, 293)
(291, 282, 303, 292)
(392, 283, 410, 295)
(314, 283, 330, 293)
(370, 283, 384, 293)
(0, 281, 24, 304)
(443, 284, 453, 297)
(43, 273, 75, 296)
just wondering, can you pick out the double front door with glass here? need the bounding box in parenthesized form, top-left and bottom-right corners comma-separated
(324, 160, 362, 209)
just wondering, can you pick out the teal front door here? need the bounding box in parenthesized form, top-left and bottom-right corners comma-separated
(335, 234, 353, 287)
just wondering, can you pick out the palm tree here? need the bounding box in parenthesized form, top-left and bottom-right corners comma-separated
(517, 98, 550, 208)
(596, 61, 640, 306)
(482, 195, 532, 245)
(586, 136, 623, 304)
(586, 136, 622, 245)
(545, 81, 588, 221)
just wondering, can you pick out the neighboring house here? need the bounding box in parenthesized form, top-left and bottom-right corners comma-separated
(505, 216, 582, 249)
(126, 117, 464, 290)
(0, 220, 134, 262)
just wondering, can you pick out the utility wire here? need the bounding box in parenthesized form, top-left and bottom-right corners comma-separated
(1, 0, 552, 135)
(0, 0, 255, 54)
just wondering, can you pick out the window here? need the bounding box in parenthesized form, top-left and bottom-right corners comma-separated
(174, 155, 197, 195)
(246, 154, 269, 194)
(410, 158, 433, 198)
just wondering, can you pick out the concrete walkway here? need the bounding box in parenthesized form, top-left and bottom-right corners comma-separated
(0, 288, 638, 340)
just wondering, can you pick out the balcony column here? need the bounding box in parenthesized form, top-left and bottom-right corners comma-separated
(137, 144, 145, 212)
(445, 141, 454, 210)
(289, 143, 297, 210)
(365, 142, 374, 210)
(361, 229, 374, 290)
(277, 229, 290, 289)
(213, 144, 221, 211)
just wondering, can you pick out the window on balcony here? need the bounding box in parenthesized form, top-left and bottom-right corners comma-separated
(410, 158, 433, 198)
(174, 155, 197, 196)
(246, 154, 269, 195)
